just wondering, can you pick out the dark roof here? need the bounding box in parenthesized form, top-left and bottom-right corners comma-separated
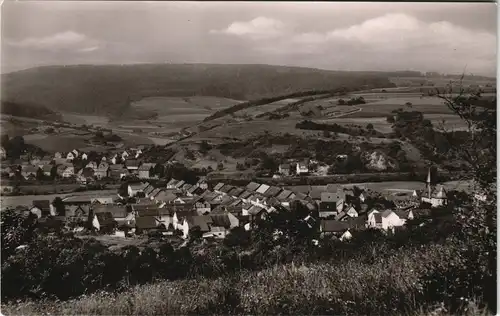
(279, 163, 290, 169)
(109, 164, 127, 171)
(155, 190, 178, 202)
(95, 212, 116, 226)
(135, 216, 158, 229)
(125, 159, 140, 167)
(239, 190, 253, 199)
(144, 185, 156, 195)
(33, 200, 51, 212)
(321, 191, 344, 202)
(394, 209, 412, 220)
(319, 201, 337, 212)
(133, 204, 160, 217)
(228, 187, 244, 197)
(219, 184, 234, 193)
(210, 213, 232, 228)
(277, 189, 294, 201)
(138, 163, 155, 171)
(246, 182, 261, 192)
(174, 210, 198, 220)
(263, 186, 282, 198)
(248, 205, 264, 215)
(213, 182, 225, 191)
(93, 205, 128, 219)
(374, 213, 382, 224)
(320, 220, 350, 232)
(186, 215, 212, 232)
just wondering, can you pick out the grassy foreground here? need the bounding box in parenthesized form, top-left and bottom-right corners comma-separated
(2, 241, 489, 316)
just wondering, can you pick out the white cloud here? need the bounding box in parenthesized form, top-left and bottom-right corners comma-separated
(211, 17, 286, 40)
(7, 31, 99, 52)
(250, 13, 495, 74)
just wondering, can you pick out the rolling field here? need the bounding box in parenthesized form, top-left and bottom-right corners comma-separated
(1, 189, 118, 210)
(286, 179, 473, 194)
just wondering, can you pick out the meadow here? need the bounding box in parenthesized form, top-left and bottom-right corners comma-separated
(1, 189, 118, 209)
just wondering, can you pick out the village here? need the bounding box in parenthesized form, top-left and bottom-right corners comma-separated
(0, 142, 456, 244)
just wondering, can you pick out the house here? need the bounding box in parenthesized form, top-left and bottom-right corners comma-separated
(135, 216, 159, 234)
(66, 152, 76, 161)
(144, 184, 156, 197)
(127, 182, 148, 197)
(278, 163, 290, 175)
(21, 165, 39, 179)
(238, 190, 253, 201)
(93, 205, 134, 226)
(195, 201, 212, 215)
(90, 197, 114, 205)
(30, 156, 41, 166)
(321, 191, 345, 212)
(245, 181, 261, 192)
(336, 206, 359, 221)
(187, 185, 204, 197)
(256, 184, 270, 195)
(138, 163, 156, 179)
(319, 201, 338, 218)
(121, 150, 130, 160)
(181, 183, 193, 192)
(219, 184, 235, 195)
(81, 153, 88, 160)
(367, 209, 411, 231)
(319, 220, 353, 241)
(125, 159, 141, 173)
(181, 215, 213, 239)
(276, 189, 295, 202)
(110, 164, 128, 180)
(226, 187, 243, 199)
(154, 189, 178, 203)
(213, 182, 226, 193)
(66, 205, 90, 218)
(173, 210, 198, 230)
(54, 152, 62, 159)
(0, 147, 5, 160)
(71, 149, 80, 158)
(77, 167, 95, 183)
(204, 211, 240, 238)
(173, 180, 185, 189)
(94, 164, 110, 179)
(93, 212, 117, 232)
(30, 200, 55, 218)
(296, 160, 309, 175)
(85, 161, 97, 170)
(263, 186, 282, 198)
(62, 166, 75, 178)
(166, 178, 179, 189)
(196, 177, 209, 190)
(149, 188, 163, 200)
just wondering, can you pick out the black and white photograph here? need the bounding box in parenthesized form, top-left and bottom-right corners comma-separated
(0, 1, 497, 315)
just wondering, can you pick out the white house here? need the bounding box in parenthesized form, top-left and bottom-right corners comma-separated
(86, 161, 98, 170)
(128, 183, 147, 197)
(66, 152, 75, 161)
(81, 153, 88, 160)
(296, 160, 309, 175)
(367, 209, 413, 231)
(0, 147, 6, 160)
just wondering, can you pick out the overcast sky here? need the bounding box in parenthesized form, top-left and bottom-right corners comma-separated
(1, 1, 497, 76)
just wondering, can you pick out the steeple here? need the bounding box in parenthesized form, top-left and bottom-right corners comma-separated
(426, 168, 431, 199)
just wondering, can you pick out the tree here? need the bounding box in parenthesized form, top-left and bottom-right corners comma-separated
(1, 134, 9, 148)
(337, 99, 346, 105)
(323, 130, 331, 138)
(52, 197, 66, 216)
(199, 140, 212, 154)
(386, 115, 395, 123)
(436, 81, 496, 312)
(366, 123, 374, 130)
(36, 168, 44, 181)
(217, 162, 224, 171)
(95, 131, 104, 139)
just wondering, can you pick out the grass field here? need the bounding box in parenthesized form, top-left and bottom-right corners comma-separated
(1, 189, 118, 210)
(286, 179, 473, 194)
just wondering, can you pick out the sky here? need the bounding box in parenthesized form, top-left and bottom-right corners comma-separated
(1, 1, 497, 76)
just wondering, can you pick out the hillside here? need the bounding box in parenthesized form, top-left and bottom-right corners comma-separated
(1, 64, 396, 116)
(1, 101, 63, 121)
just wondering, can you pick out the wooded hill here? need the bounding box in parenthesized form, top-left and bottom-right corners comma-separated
(2, 64, 396, 116)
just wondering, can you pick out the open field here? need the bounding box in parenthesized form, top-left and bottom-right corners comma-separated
(286, 179, 473, 194)
(1, 189, 118, 209)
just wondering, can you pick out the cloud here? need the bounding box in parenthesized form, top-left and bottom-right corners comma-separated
(7, 31, 100, 52)
(211, 17, 286, 40)
(247, 13, 495, 74)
